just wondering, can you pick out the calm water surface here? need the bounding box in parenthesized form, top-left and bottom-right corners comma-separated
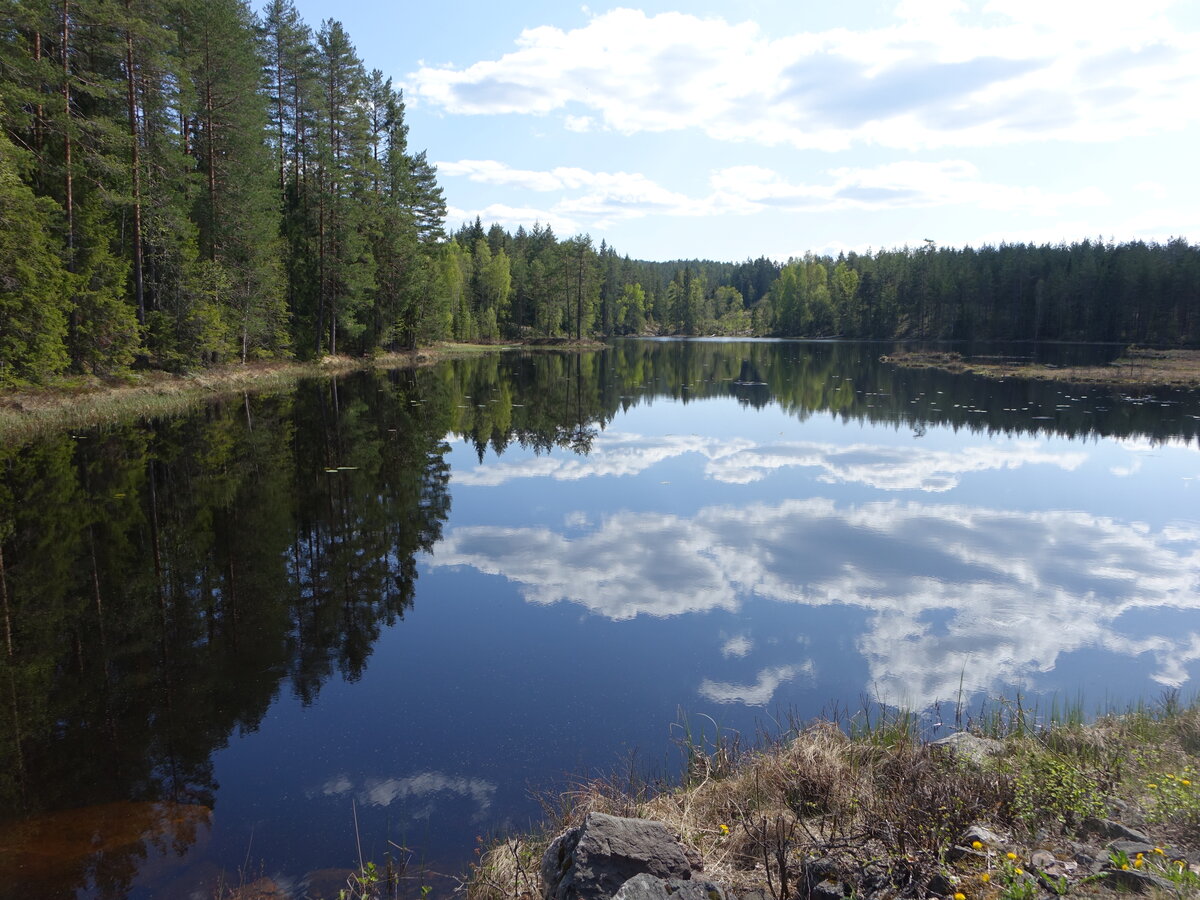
(2, 340, 1199, 898)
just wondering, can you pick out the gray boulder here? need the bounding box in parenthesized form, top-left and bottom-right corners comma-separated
(1080, 816, 1152, 844)
(930, 732, 1005, 767)
(541, 812, 694, 900)
(613, 873, 732, 900)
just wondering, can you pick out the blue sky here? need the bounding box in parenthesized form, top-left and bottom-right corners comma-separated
(281, 0, 1200, 262)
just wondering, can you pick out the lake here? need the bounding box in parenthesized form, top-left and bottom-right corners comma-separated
(2, 339, 1199, 898)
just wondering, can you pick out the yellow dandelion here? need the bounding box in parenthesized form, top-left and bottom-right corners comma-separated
(1184, 779, 1192, 786)
(1133, 858, 1144, 868)
(1148, 783, 1158, 789)
(954, 893, 966, 900)
(1120, 864, 1129, 871)
(980, 873, 991, 884)
(972, 840, 983, 850)
(1006, 852, 1018, 861)
(1155, 848, 1166, 855)
(1167, 773, 1176, 779)
(1015, 868, 1023, 875)
(719, 824, 730, 836)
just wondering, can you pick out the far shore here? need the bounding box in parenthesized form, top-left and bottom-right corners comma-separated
(882, 346, 1200, 388)
(0, 340, 600, 445)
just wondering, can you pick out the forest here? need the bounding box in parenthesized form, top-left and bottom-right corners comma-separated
(3, 0, 1200, 391)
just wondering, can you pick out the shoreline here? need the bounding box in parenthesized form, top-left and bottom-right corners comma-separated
(882, 347, 1200, 389)
(464, 701, 1200, 900)
(0, 341, 599, 445)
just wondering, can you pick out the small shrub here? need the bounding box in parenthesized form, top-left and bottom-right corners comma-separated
(1010, 748, 1105, 828)
(1142, 768, 1200, 825)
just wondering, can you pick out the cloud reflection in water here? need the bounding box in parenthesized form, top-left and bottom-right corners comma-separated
(428, 499, 1200, 708)
(450, 431, 1086, 492)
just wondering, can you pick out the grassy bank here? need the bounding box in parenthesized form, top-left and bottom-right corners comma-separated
(883, 347, 1200, 388)
(465, 699, 1200, 900)
(0, 342, 574, 445)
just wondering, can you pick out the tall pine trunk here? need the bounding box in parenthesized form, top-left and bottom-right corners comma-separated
(124, 9, 145, 323)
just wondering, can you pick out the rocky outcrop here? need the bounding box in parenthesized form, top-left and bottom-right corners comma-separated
(541, 812, 697, 900)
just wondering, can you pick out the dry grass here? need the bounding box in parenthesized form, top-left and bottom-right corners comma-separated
(0, 345, 515, 445)
(883, 347, 1200, 388)
(466, 699, 1200, 900)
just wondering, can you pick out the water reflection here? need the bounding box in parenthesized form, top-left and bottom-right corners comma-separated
(430, 495, 1200, 708)
(2, 339, 1199, 898)
(0, 371, 452, 898)
(452, 431, 1088, 492)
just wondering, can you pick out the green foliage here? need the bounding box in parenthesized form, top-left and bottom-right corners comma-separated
(1009, 747, 1105, 827)
(1141, 767, 1200, 825)
(0, 129, 70, 385)
(66, 204, 140, 376)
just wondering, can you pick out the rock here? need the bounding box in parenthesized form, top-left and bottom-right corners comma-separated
(541, 813, 694, 900)
(1080, 816, 1152, 844)
(925, 872, 954, 896)
(1029, 850, 1056, 869)
(945, 845, 988, 862)
(612, 874, 732, 900)
(1070, 848, 1105, 875)
(1101, 867, 1174, 893)
(930, 732, 1005, 767)
(958, 825, 1006, 849)
(809, 880, 844, 900)
(1108, 839, 1157, 858)
(801, 857, 841, 884)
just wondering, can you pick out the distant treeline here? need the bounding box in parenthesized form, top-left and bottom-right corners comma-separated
(451, 220, 1200, 347)
(2, 2, 1199, 389)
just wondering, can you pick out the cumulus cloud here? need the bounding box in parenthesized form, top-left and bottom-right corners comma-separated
(721, 634, 754, 658)
(440, 158, 1109, 229)
(451, 430, 1086, 492)
(700, 662, 814, 706)
(425, 498, 1200, 707)
(409, 5, 1200, 151)
(313, 772, 498, 823)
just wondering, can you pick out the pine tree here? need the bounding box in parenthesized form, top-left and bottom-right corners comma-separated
(180, 0, 287, 363)
(0, 126, 71, 385)
(312, 19, 373, 355)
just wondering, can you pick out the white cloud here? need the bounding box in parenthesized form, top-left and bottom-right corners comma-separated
(426, 497, 1200, 707)
(700, 663, 813, 706)
(445, 203, 578, 235)
(451, 430, 1086, 493)
(721, 634, 754, 658)
(409, 6, 1200, 151)
(440, 158, 1110, 231)
(310, 771, 499, 825)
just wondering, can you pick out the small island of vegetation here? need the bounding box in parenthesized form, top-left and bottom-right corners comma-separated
(882, 347, 1200, 389)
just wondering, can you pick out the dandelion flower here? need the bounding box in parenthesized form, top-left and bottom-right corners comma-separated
(1154, 847, 1165, 855)
(1006, 852, 1018, 861)
(1167, 773, 1176, 779)
(1133, 858, 1144, 868)
(1120, 864, 1129, 871)
(1148, 783, 1158, 789)
(954, 893, 966, 900)
(971, 840, 983, 850)
(1015, 868, 1023, 875)
(719, 824, 730, 836)
(980, 873, 991, 883)
(1184, 779, 1192, 786)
